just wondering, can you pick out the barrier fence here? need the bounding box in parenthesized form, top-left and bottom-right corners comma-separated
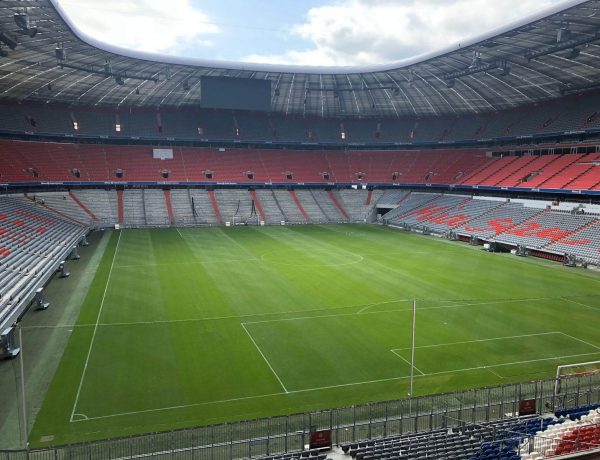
(1, 373, 599, 459)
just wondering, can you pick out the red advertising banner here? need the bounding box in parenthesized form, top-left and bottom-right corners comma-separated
(309, 430, 332, 449)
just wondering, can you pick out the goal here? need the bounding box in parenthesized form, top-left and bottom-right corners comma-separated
(555, 360, 600, 396)
(231, 199, 260, 226)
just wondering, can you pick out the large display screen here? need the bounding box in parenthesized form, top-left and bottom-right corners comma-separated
(200, 76, 271, 111)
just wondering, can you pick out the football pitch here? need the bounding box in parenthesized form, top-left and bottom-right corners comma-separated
(30, 224, 600, 445)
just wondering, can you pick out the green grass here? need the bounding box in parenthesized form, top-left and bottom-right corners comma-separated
(30, 224, 600, 445)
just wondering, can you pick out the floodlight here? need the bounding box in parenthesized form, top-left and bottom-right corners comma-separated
(557, 27, 571, 43)
(0, 32, 18, 50)
(469, 51, 483, 69)
(55, 46, 66, 61)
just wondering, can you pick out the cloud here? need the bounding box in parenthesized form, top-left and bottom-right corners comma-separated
(242, 0, 564, 66)
(56, 0, 218, 54)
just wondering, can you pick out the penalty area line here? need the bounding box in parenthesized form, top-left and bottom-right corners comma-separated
(241, 323, 289, 394)
(70, 351, 600, 423)
(390, 349, 425, 375)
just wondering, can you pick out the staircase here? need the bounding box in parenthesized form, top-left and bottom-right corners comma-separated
(69, 191, 98, 221)
(164, 190, 175, 225)
(249, 190, 266, 222)
(327, 190, 350, 220)
(208, 190, 223, 224)
(117, 190, 124, 224)
(289, 190, 308, 221)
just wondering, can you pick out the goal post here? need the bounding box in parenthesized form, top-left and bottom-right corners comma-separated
(231, 199, 260, 226)
(555, 360, 600, 396)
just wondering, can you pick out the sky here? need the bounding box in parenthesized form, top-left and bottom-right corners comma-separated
(56, 0, 569, 67)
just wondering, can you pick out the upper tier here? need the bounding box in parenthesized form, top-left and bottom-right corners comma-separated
(1, 91, 599, 145)
(1, 140, 599, 194)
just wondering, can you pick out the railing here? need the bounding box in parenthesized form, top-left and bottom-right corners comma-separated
(1, 374, 598, 459)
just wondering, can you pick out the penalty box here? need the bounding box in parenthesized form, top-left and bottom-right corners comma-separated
(245, 314, 600, 392)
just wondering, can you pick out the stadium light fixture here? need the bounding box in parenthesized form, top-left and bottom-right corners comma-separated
(557, 26, 571, 43)
(55, 45, 66, 61)
(525, 31, 600, 60)
(115, 75, 125, 85)
(14, 11, 37, 37)
(469, 51, 483, 69)
(0, 32, 18, 50)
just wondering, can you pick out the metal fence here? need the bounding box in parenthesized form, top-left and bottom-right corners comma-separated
(1, 374, 599, 459)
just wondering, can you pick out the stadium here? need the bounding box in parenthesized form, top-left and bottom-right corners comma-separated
(0, 0, 599, 458)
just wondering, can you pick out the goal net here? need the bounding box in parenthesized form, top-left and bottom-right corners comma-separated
(231, 199, 259, 226)
(555, 360, 600, 396)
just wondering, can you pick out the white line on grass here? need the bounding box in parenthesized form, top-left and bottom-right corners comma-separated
(71, 351, 600, 423)
(563, 297, 600, 312)
(241, 323, 289, 393)
(29, 295, 599, 330)
(390, 349, 425, 375)
(485, 367, 504, 379)
(69, 230, 122, 422)
(391, 332, 561, 351)
(242, 296, 565, 326)
(558, 332, 600, 351)
(114, 259, 259, 269)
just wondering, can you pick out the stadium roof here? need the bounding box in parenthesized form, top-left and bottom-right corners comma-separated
(0, 0, 599, 117)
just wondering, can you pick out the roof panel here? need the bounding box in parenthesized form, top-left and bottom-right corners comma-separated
(0, 0, 597, 116)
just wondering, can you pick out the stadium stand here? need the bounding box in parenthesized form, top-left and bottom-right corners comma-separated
(273, 190, 308, 223)
(214, 189, 257, 224)
(337, 189, 383, 222)
(338, 407, 600, 460)
(4, 91, 600, 145)
(254, 190, 286, 224)
(188, 189, 220, 225)
(142, 189, 171, 227)
(545, 220, 600, 265)
(2, 1, 600, 456)
(522, 405, 600, 458)
(0, 197, 88, 347)
(122, 189, 146, 227)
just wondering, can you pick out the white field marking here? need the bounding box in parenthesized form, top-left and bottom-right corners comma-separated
(356, 298, 459, 315)
(356, 299, 406, 314)
(23, 296, 415, 330)
(423, 352, 600, 377)
(70, 230, 122, 422)
(24, 295, 598, 330)
(72, 413, 89, 421)
(70, 351, 600, 423)
(390, 349, 425, 375)
(242, 296, 566, 326)
(241, 323, 289, 393)
(558, 332, 600, 351)
(391, 332, 561, 352)
(485, 367, 504, 379)
(114, 259, 259, 269)
(564, 297, 600, 312)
